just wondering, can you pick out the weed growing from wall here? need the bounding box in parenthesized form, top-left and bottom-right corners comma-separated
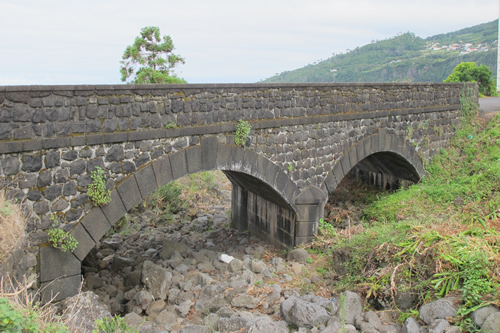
(87, 167, 111, 206)
(47, 215, 78, 253)
(234, 120, 251, 147)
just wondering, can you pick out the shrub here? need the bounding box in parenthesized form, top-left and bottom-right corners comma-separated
(93, 315, 138, 333)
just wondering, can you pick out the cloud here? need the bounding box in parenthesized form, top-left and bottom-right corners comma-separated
(1, 0, 498, 84)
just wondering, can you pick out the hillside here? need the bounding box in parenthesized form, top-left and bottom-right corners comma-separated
(262, 20, 498, 83)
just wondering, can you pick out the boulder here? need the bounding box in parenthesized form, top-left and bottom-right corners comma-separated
(419, 297, 459, 325)
(141, 260, 172, 300)
(195, 284, 229, 312)
(160, 240, 191, 259)
(470, 305, 500, 328)
(245, 316, 289, 333)
(481, 312, 500, 333)
(62, 291, 111, 332)
(332, 291, 363, 325)
(287, 248, 310, 263)
(280, 296, 331, 328)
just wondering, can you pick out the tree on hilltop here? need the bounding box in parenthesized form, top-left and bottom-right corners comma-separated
(120, 26, 186, 84)
(444, 62, 496, 96)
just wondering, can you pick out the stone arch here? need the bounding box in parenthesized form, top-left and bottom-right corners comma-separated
(39, 138, 298, 301)
(322, 129, 425, 194)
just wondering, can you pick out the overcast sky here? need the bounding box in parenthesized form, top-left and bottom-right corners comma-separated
(1, 0, 498, 85)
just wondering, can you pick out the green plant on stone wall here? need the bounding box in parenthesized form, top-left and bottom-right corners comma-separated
(459, 85, 479, 123)
(87, 166, 112, 207)
(47, 215, 78, 253)
(234, 120, 252, 147)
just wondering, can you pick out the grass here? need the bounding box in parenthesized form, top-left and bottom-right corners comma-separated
(0, 191, 27, 262)
(306, 113, 500, 326)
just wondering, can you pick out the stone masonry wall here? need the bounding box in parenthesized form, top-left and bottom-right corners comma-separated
(0, 83, 476, 291)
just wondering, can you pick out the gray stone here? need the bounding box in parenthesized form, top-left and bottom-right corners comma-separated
(281, 296, 331, 328)
(251, 259, 267, 273)
(287, 248, 310, 263)
(160, 240, 191, 259)
(218, 316, 250, 333)
(61, 291, 111, 332)
(428, 318, 450, 333)
(332, 291, 363, 326)
(1, 157, 20, 175)
(419, 297, 459, 325)
(481, 312, 500, 333)
(470, 305, 500, 328)
(195, 284, 229, 312)
(231, 294, 261, 309)
(155, 309, 177, 328)
(180, 325, 207, 333)
(245, 317, 288, 333)
(141, 260, 172, 300)
(22, 154, 42, 172)
(402, 317, 421, 333)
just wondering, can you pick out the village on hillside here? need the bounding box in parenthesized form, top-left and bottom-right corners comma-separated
(426, 41, 495, 55)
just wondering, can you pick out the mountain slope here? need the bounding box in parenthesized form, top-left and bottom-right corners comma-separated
(261, 20, 498, 83)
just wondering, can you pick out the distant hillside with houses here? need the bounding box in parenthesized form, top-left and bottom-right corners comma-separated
(261, 20, 498, 83)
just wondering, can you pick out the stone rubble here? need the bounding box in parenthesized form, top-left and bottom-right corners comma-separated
(72, 206, 499, 333)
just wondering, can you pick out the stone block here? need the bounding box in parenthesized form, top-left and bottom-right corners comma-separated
(348, 145, 359, 169)
(169, 150, 188, 180)
(152, 155, 173, 188)
(216, 144, 232, 169)
(100, 190, 127, 227)
(39, 246, 81, 282)
(295, 221, 318, 237)
(340, 155, 351, 176)
(41, 274, 81, 303)
(324, 173, 338, 194)
(70, 223, 96, 261)
(117, 176, 142, 211)
(295, 186, 327, 205)
(296, 204, 322, 222)
(201, 137, 217, 170)
(186, 146, 202, 174)
(135, 164, 157, 199)
(80, 208, 112, 243)
(364, 135, 372, 156)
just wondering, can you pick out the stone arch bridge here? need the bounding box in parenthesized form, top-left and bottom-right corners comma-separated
(0, 82, 476, 301)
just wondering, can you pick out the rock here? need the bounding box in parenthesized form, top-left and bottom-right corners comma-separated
(160, 240, 191, 259)
(287, 248, 310, 263)
(245, 316, 289, 333)
(61, 291, 111, 332)
(481, 312, 500, 333)
(195, 284, 229, 312)
(428, 318, 450, 333)
(280, 296, 331, 328)
(132, 290, 154, 310)
(218, 316, 250, 333)
(320, 317, 342, 333)
(141, 260, 172, 300)
(155, 309, 177, 329)
(180, 325, 207, 333)
(177, 299, 193, 317)
(419, 297, 459, 325)
(251, 259, 267, 273)
(229, 258, 244, 272)
(146, 299, 165, 316)
(470, 305, 500, 328)
(332, 291, 363, 326)
(231, 294, 261, 309)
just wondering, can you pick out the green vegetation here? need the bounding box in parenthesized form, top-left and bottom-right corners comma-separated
(87, 167, 112, 207)
(120, 26, 186, 84)
(307, 109, 499, 328)
(47, 215, 78, 253)
(145, 181, 187, 224)
(234, 120, 252, 147)
(262, 20, 498, 84)
(445, 62, 496, 96)
(93, 315, 138, 333)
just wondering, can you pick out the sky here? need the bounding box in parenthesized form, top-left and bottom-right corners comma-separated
(1, 0, 499, 85)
